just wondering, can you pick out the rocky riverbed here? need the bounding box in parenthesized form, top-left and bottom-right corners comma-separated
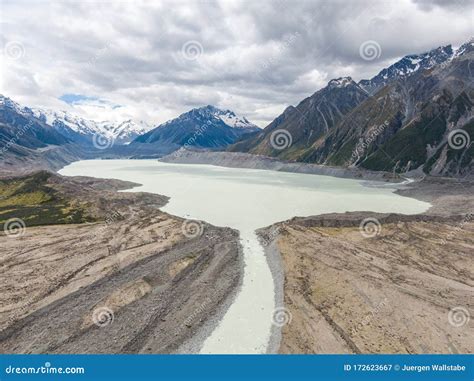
(258, 179, 474, 354)
(0, 173, 242, 353)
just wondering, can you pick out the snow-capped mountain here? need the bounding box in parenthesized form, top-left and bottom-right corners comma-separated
(453, 37, 474, 58)
(0, 95, 71, 150)
(0, 95, 153, 146)
(133, 105, 260, 150)
(0, 94, 27, 115)
(359, 38, 474, 94)
(31, 108, 100, 136)
(98, 120, 153, 144)
(159, 105, 259, 130)
(29, 108, 152, 145)
(327, 77, 355, 89)
(206, 105, 259, 129)
(232, 37, 473, 177)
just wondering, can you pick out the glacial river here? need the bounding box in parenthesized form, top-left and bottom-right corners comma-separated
(59, 160, 430, 353)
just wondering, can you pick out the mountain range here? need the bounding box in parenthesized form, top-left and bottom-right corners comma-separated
(0, 95, 261, 171)
(0, 94, 260, 156)
(1, 38, 473, 178)
(0, 95, 71, 150)
(230, 38, 474, 178)
(131, 105, 260, 151)
(32, 108, 152, 146)
(0, 97, 154, 146)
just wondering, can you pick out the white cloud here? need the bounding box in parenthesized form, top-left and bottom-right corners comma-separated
(0, 0, 472, 127)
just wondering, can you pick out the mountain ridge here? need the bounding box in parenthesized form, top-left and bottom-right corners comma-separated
(229, 76, 369, 158)
(1, 38, 473, 178)
(229, 38, 474, 178)
(359, 38, 474, 94)
(0, 95, 154, 146)
(30, 107, 152, 145)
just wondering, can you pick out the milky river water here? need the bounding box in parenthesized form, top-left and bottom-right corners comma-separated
(59, 160, 430, 353)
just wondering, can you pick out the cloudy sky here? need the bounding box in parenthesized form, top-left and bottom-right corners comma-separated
(0, 0, 472, 127)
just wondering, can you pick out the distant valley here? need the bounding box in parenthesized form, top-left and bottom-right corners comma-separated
(0, 97, 260, 173)
(1, 38, 473, 178)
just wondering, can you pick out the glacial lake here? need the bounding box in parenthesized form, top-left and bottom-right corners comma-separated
(59, 159, 431, 354)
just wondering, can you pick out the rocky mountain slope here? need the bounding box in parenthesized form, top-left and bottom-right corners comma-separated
(0, 96, 94, 175)
(0, 96, 71, 150)
(359, 45, 453, 94)
(230, 39, 474, 178)
(313, 50, 473, 178)
(229, 77, 368, 159)
(359, 39, 474, 94)
(132, 105, 259, 152)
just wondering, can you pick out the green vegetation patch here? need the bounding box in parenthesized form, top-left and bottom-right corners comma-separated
(326, 137, 359, 166)
(0, 171, 96, 230)
(361, 110, 447, 172)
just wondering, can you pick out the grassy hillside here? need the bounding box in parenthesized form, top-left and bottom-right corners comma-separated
(0, 171, 96, 230)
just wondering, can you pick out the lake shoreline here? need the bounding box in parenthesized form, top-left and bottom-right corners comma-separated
(257, 175, 474, 353)
(58, 160, 430, 354)
(159, 149, 403, 182)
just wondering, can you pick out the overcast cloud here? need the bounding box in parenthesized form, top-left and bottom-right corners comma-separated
(0, 0, 472, 127)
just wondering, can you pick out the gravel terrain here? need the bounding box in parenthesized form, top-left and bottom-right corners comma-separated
(258, 179, 474, 354)
(1, 157, 472, 355)
(0, 173, 242, 353)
